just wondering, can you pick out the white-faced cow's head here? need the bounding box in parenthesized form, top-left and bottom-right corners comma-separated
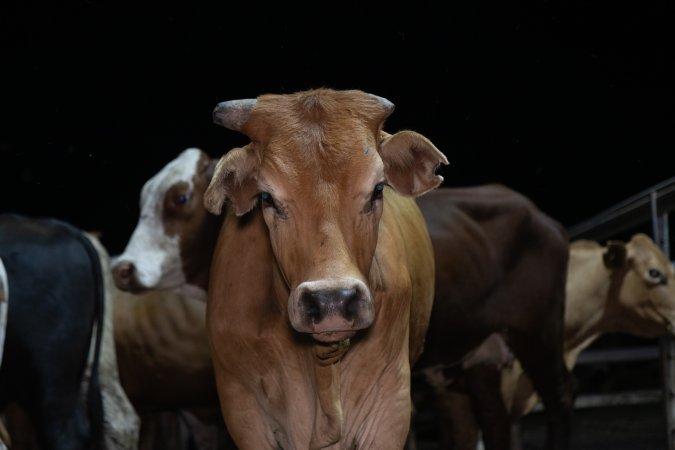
(604, 233, 675, 336)
(112, 147, 221, 301)
(204, 89, 448, 344)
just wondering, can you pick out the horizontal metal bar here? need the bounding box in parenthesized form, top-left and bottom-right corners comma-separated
(576, 346, 660, 365)
(529, 389, 663, 412)
(568, 175, 675, 241)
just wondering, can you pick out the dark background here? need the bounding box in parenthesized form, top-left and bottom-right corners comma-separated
(1, 0, 673, 255)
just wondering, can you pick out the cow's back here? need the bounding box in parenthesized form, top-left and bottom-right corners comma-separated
(415, 184, 569, 367)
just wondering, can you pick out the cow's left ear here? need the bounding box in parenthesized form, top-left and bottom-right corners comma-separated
(203, 147, 260, 216)
(603, 241, 627, 269)
(379, 130, 449, 197)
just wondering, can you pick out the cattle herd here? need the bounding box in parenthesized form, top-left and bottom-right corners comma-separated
(0, 88, 674, 450)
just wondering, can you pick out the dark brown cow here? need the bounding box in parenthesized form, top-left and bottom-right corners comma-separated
(203, 88, 447, 449)
(413, 184, 575, 450)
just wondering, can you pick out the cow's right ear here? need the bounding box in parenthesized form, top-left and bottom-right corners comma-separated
(603, 241, 627, 269)
(203, 147, 260, 216)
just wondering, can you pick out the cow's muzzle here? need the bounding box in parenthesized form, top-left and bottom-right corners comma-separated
(111, 260, 149, 294)
(288, 278, 374, 343)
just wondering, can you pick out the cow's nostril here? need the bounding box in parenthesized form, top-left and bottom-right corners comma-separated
(112, 261, 135, 289)
(301, 291, 322, 322)
(302, 288, 360, 323)
(341, 288, 359, 320)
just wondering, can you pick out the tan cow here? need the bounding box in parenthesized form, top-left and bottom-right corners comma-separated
(501, 233, 675, 448)
(437, 233, 675, 450)
(203, 88, 447, 449)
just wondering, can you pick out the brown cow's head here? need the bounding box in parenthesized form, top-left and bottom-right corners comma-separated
(204, 89, 447, 344)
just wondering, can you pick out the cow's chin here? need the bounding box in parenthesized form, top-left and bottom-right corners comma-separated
(312, 330, 356, 344)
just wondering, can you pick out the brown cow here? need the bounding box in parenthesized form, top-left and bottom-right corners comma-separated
(203, 88, 447, 449)
(413, 184, 575, 450)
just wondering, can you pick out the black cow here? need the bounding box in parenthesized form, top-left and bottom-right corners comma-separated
(0, 214, 105, 450)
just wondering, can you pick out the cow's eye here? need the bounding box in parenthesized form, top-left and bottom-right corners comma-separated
(648, 268, 665, 284)
(372, 183, 385, 202)
(363, 183, 385, 214)
(260, 191, 287, 218)
(174, 193, 192, 205)
(260, 192, 275, 208)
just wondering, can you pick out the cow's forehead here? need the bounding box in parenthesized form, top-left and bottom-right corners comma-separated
(258, 133, 383, 198)
(247, 89, 387, 152)
(256, 115, 382, 183)
(140, 148, 202, 208)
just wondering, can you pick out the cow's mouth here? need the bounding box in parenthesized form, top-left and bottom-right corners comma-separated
(312, 330, 356, 344)
(313, 336, 352, 364)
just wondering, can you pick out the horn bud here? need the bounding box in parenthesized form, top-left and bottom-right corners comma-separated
(213, 99, 257, 131)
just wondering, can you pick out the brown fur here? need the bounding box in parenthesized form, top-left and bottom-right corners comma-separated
(413, 184, 575, 450)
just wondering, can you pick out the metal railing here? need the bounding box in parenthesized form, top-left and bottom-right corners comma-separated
(567, 174, 675, 450)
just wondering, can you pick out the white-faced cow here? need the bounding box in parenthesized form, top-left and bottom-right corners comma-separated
(497, 233, 675, 449)
(110, 148, 231, 448)
(203, 88, 447, 449)
(413, 184, 575, 450)
(112, 147, 221, 302)
(0, 214, 108, 450)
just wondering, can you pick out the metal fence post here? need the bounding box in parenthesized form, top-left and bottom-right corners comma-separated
(651, 191, 675, 450)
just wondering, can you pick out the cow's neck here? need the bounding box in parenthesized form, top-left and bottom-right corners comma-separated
(180, 213, 223, 298)
(564, 261, 627, 364)
(268, 256, 346, 447)
(309, 342, 350, 448)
